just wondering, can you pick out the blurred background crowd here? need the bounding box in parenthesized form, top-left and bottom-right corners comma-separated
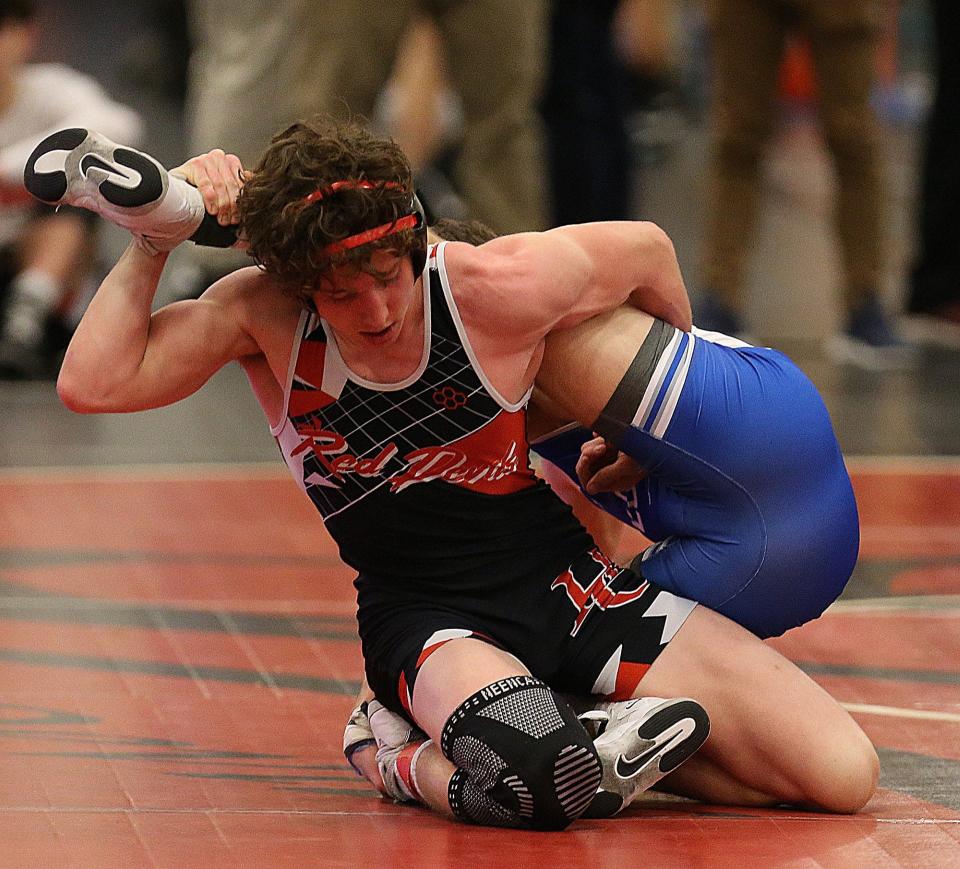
(0, 0, 957, 384)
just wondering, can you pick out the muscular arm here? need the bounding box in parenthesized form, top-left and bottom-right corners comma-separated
(458, 220, 691, 342)
(57, 148, 259, 413)
(442, 221, 689, 403)
(545, 220, 691, 332)
(57, 243, 258, 413)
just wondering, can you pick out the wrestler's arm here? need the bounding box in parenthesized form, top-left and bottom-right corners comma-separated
(57, 253, 259, 412)
(430, 221, 685, 431)
(57, 152, 257, 413)
(466, 221, 692, 338)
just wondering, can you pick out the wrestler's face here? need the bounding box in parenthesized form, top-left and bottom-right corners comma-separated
(310, 251, 418, 351)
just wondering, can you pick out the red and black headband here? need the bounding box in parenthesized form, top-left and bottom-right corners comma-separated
(302, 180, 423, 259)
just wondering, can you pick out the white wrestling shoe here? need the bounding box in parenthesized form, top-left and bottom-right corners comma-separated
(22, 127, 237, 254)
(367, 700, 430, 804)
(581, 696, 710, 818)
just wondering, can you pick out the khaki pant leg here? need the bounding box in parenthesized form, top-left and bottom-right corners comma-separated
(701, 0, 788, 307)
(292, 1, 418, 122)
(432, 0, 549, 232)
(189, 0, 348, 162)
(186, 0, 318, 274)
(185, 1, 415, 277)
(803, 0, 885, 308)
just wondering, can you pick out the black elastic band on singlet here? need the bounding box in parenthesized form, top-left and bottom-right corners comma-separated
(593, 318, 676, 445)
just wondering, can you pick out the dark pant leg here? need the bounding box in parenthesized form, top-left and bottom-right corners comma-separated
(540, 0, 632, 225)
(805, 0, 885, 309)
(909, 0, 960, 314)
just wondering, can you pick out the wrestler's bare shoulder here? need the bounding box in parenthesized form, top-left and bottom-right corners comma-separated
(441, 232, 586, 344)
(440, 237, 532, 316)
(204, 265, 290, 306)
(203, 265, 301, 337)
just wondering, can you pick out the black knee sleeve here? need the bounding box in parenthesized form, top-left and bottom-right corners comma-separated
(441, 675, 601, 831)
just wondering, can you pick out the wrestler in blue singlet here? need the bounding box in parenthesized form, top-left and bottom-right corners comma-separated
(531, 322, 859, 639)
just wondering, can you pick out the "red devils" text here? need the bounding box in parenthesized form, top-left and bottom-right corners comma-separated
(291, 427, 520, 493)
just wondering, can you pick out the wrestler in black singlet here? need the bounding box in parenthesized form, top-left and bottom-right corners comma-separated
(272, 243, 696, 714)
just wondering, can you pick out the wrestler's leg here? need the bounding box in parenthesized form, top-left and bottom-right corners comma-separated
(538, 306, 654, 425)
(407, 638, 602, 829)
(537, 307, 858, 637)
(378, 639, 521, 818)
(635, 605, 878, 812)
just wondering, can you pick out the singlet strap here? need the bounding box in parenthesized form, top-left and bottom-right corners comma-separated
(432, 241, 532, 413)
(269, 308, 312, 436)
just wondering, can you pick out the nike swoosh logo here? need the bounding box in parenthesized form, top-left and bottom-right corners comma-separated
(615, 723, 690, 779)
(79, 153, 137, 186)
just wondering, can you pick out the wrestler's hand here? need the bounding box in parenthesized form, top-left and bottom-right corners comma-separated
(576, 435, 648, 494)
(171, 149, 246, 228)
(343, 701, 387, 796)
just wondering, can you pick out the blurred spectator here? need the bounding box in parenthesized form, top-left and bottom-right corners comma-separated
(371, 17, 472, 222)
(0, 0, 141, 378)
(613, 0, 687, 162)
(383, 2, 639, 228)
(615, 0, 685, 123)
(906, 0, 959, 327)
(541, 0, 632, 225)
(615, 0, 680, 89)
(186, 0, 547, 238)
(696, 0, 911, 367)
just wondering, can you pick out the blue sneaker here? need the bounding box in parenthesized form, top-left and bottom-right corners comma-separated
(826, 296, 918, 370)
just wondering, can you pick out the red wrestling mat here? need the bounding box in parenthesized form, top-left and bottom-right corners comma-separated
(1, 463, 958, 866)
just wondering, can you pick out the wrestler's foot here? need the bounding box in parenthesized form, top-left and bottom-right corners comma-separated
(581, 696, 710, 818)
(367, 700, 429, 804)
(23, 128, 235, 254)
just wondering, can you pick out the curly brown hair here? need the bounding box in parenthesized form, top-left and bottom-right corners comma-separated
(431, 218, 498, 246)
(238, 117, 418, 303)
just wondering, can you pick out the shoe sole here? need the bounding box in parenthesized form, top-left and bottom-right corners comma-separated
(23, 128, 236, 249)
(636, 698, 710, 775)
(824, 333, 918, 371)
(24, 128, 166, 211)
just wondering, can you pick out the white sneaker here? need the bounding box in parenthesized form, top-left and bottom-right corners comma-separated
(824, 297, 919, 371)
(581, 696, 710, 818)
(367, 700, 429, 803)
(824, 332, 918, 371)
(23, 127, 234, 254)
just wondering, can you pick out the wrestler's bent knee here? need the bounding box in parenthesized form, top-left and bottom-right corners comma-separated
(780, 712, 878, 814)
(811, 733, 879, 814)
(441, 675, 601, 830)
